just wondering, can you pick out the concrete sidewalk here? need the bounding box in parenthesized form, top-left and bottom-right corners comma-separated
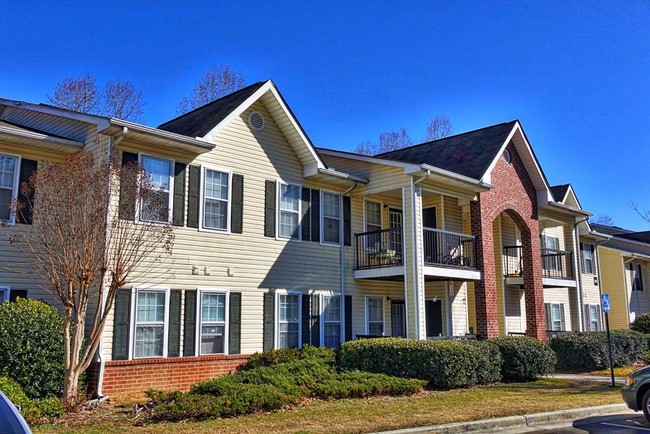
(376, 373, 630, 433)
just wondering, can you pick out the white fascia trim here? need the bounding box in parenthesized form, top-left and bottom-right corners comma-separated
(109, 119, 214, 151)
(316, 167, 369, 184)
(196, 289, 230, 356)
(0, 97, 111, 130)
(544, 201, 592, 217)
(318, 148, 421, 172)
(198, 165, 233, 234)
(416, 163, 492, 190)
(0, 126, 84, 149)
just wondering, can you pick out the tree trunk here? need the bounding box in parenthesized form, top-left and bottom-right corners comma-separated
(63, 368, 81, 409)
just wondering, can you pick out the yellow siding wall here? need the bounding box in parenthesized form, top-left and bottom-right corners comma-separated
(599, 247, 629, 329)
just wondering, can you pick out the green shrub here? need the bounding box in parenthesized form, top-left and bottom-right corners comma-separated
(0, 376, 64, 423)
(631, 313, 650, 334)
(310, 371, 425, 399)
(550, 330, 647, 371)
(338, 338, 502, 389)
(0, 376, 31, 410)
(0, 298, 65, 399)
(490, 336, 556, 381)
(242, 345, 336, 370)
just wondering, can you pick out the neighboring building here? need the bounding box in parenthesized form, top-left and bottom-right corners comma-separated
(0, 81, 606, 394)
(591, 224, 650, 329)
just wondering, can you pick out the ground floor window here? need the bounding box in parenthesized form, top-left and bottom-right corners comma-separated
(587, 304, 601, 331)
(322, 295, 341, 348)
(199, 291, 228, 355)
(278, 293, 301, 348)
(544, 303, 565, 331)
(366, 296, 384, 336)
(134, 288, 169, 358)
(0, 286, 8, 303)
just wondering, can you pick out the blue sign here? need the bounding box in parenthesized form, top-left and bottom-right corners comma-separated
(601, 294, 611, 313)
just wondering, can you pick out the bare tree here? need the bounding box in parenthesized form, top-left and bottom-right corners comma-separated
(103, 80, 144, 122)
(423, 115, 453, 141)
(632, 203, 650, 225)
(592, 214, 615, 226)
(354, 128, 412, 155)
(47, 74, 100, 114)
(178, 65, 246, 114)
(4, 152, 174, 406)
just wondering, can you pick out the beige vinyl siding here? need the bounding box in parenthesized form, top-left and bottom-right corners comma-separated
(102, 101, 347, 360)
(443, 196, 463, 233)
(541, 224, 566, 251)
(504, 286, 526, 333)
(598, 247, 629, 329)
(450, 282, 470, 335)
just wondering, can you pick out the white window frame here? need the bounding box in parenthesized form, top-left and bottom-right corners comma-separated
(542, 234, 560, 271)
(130, 286, 170, 359)
(275, 291, 302, 349)
(320, 190, 342, 246)
(0, 285, 10, 303)
(365, 295, 385, 336)
(582, 243, 594, 274)
(549, 303, 564, 331)
(137, 153, 175, 224)
(0, 152, 21, 226)
(197, 289, 230, 355)
(277, 181, 302, 241)
(199, 166, 232, 233)
(320, 292, 342, 348)
(364, 199, 383, 250)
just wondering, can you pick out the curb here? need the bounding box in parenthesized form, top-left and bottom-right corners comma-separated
(375, 404, 630, 433)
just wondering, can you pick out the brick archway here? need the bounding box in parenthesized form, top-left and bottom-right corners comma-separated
(470, 142, 546, 341)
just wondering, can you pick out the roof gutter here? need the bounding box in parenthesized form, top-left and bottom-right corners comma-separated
(545, 201, 592, 217)
(105, 119, 215, 151)
(415, 163, 492, 190)
(317, 168, 369, 184)
(0, 126, 84, 149)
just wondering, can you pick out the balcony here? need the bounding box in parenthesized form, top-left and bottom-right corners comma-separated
(422, 228, 476, 268)
(355, 228, 404, 270)
(502, 246, 575, 286)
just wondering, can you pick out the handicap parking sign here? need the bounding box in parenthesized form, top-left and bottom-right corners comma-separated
(601, 294, 611, 313)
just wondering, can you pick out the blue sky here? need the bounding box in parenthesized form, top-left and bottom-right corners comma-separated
(1, 1, 649, 229)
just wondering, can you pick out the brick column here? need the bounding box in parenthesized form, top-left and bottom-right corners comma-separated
(521, 225, 547, 341)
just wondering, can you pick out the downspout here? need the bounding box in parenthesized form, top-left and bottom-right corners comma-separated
(572, 217, 588, 332)
(96, 127, 127, 397)
(411, 170, 431, 339)
(341, 182, 358, 343)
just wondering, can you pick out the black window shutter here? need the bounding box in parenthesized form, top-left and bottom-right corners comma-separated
(301, 295, 311, 346)
(112, 288, 131, 360)
(187, 166, 200, 228)
(583, 305, 590, 331)
(263, 292, 275, 351)
(544, 303, 551, 331)
(310, 294, 320, 347)
(118, 152, 138, 221)
(231, 174, 244, 234)
(229, 292, 242, 354)
(301, 187, 311, 241)
(183, 290, 197, 356)
(345, 295, 352, 341)
(264, 181, 276, 238)
(9, 290, 27, 302)
(343, 196, 351, 246)
(310, 189, 320, 242)
(172, 163, 186, 227)
(167, 290, 182, 357)
(17, 159, 37, 225)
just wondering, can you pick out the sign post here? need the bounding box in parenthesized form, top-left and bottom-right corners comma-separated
(601, 294, 615, 387)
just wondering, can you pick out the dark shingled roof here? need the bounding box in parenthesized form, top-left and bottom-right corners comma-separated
(550, 184, 570, 202)
(617, 231, 650, 243)
(376, 121, 517, 180)
(158, 81, 266, 137)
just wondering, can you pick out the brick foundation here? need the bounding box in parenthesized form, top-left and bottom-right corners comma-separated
(101, 354, 250, 394)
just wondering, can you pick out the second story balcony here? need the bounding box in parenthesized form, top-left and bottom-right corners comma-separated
(503, 246, 575, 286)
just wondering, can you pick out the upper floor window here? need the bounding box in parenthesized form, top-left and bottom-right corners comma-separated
(199, 291, 228, 355)
(133, 288, 169, 358)
(278, 183, 301, 239)
(277, 293, 301, 348)
(321, 191, 341, 244)
(202, 168, 230, 231)
(631, 263, 644, 291)
(582, 243, 594, 274)
(541, 235, 560, 271)
(0, 154, 18, 223)
(140, 155, 173, 224)
(365, 200, 381, 233)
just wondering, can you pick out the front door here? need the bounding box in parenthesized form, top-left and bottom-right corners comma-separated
(425, 299, 443, 337)
(422, 207, 437, 263)
(389, 208, 403, 259)
(390, 300, 407, 337)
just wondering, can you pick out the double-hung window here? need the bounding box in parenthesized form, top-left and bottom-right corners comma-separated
(544, 303, 565, 331)
(134, 288, 168, 358)
(278, 183, 301, 239)
(0, 286, 9, 303)
(321, 191, 341, 244)
(582, 243, 594, 274)
(140, 155, 173, 223)
(366, 296, 384, 336)
(199, 291, 228, 354)
(0, 154, 18, 223)
(631, 263, 644, 291)
(322, 295, 341, 348)
(541, 235, 560, 271)
(588, 304, 600, 331)
(365, 200, 382, 249)
(202, 168, 230, 231)
(278, 293, 300, 348)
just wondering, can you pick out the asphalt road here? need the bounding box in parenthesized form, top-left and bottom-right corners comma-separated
(498, 410, 650, 433)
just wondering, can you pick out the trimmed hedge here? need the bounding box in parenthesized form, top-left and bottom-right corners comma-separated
(490, 336, 556, 381)
(337, 338, 502, 389)
(631, 313, 650, 334)
(241, 345, 336, 370)
(148, 357, 424, 421)
(0, 298, 65, 399)
(0, 376, 64, 424)
(550, 330, 647, 371)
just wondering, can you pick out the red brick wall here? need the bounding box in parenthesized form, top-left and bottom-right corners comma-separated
(471, 140, 546, 340)
(101, 354, 249, 395)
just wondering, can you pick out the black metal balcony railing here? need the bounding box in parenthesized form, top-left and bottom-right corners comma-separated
(355, 228, 404, 269)
(422, 228, 476, 268)
(502, 246, 574, 280)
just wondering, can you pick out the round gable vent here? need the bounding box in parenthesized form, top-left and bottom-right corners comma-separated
(248, 111, 265, 131)
(503, 149, 512, 164)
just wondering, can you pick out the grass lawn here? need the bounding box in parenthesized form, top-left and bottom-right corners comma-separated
(34, 378, 622, 434)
